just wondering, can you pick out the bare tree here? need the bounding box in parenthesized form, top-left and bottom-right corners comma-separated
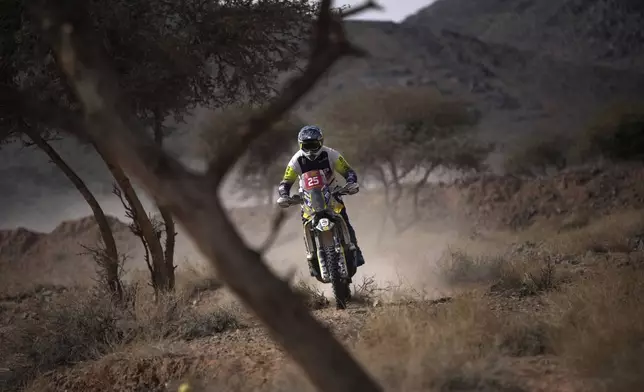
(31, 0, 384, 391)
(2, 7, 124, 298)
(314, 86, 487, 226)
(23, 128, 124, 298)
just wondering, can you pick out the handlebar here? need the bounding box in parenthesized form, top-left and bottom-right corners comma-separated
(286, 185, 352, 206)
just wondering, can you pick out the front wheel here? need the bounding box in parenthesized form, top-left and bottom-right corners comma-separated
(328, 250, 350, 310)
(318, 230, 351, 310)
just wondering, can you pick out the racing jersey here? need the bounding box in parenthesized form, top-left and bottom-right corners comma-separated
(278, 146, 358, 197)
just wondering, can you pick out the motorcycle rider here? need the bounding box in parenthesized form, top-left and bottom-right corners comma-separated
(276, 125, 366, 278)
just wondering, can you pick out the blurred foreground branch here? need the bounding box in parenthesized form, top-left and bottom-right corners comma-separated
(30, 0, 383, 391)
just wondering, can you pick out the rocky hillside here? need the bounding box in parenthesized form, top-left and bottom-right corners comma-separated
(0, 217, 140, 293)
(405, 0, 644, 69)
(304, 9, 644, 144)
(427, 163, 644, 230)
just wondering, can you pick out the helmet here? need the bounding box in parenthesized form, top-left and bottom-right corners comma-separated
(297, 125, 324, 160)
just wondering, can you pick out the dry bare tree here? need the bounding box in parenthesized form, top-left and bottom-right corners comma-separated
(3, 125, 125, 299)
(1, 2, 124, 298)
(29, 0, 384, 391)
(315, 86, 488, 227)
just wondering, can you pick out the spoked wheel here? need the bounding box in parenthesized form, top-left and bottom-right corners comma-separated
(332, 274, 350, 309)
(329, 254, 350, 310)
(318, 232, 351, 310)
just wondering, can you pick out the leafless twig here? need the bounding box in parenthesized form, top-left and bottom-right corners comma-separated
(340, 0, 383, 18)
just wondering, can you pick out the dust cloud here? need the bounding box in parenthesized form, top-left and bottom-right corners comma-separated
(230, 192, 461, 298)
(1, 155, 463, 298)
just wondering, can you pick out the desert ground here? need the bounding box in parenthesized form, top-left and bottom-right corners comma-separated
(3, 162, 644, 392)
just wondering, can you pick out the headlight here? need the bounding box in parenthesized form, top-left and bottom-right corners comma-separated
(315, 217, 334, 232)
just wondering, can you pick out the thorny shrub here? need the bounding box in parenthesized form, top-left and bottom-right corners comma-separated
(292, 280, 329, 310)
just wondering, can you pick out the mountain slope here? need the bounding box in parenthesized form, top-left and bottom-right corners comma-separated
(404, 0, 644, 69)
(300, 19, 644, 144)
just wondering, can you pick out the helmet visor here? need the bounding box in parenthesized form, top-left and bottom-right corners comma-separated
(301, 140, 322, 152)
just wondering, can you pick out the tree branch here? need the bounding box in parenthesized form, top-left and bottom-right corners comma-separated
(258, 207, 291, 254)
(31, 0, 383, 391)
(204, 0, 374, 185)
(340, 0, 383, 18)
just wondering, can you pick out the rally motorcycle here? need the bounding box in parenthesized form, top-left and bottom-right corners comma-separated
(285, 169, 358, 310)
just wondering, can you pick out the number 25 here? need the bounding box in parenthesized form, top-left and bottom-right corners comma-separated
(307, 176, 320, 187)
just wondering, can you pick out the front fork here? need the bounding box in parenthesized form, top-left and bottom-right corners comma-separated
(302, 220, 316, 261)
(302, 216, 353, 282)
(302, 216, 353, 258)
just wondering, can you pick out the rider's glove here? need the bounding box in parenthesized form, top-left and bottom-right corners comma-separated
(276, 196, 290, 208)
(344, 181, 359, 195)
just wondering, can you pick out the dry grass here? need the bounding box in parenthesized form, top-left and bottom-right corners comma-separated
(430, 211, 644, 391)
(547, 210, 644, 255)
(292, 280, 330, 310)
(263, 292, 543, 392)
(0, 285, 240, 392)
(353, 294, 543, 391)
(436, 248, 567, 296)
(129, 289, 241, 342)
(350, 275, 381, 306)
(481, 209, 644, 257)
(543, 266, 644, 392)
(174, 262, 223, 302)
(0, 290, 124, 391)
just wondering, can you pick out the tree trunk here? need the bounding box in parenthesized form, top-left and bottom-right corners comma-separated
(153, 112, 177, 290)
(375, 166, 392, 242)
(93, 142, 170, 292)
(384, 162, 407, 231)
(412, 165, 434, 215)
(387, 160, 404, 205)
(24, 128, 122, 299)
